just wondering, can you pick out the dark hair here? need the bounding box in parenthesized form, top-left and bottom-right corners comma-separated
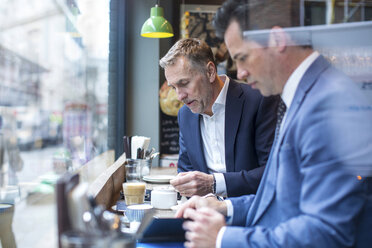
(213, 0, 311, 48)
(213, 0, 251, 39)
(213, 0, 274, 46)
(159, 38, 216, 73)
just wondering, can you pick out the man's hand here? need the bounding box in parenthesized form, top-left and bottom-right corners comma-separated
(170, 171, 214, 197)
(175, 195, 227, 218)
(182, 207, 226, 248)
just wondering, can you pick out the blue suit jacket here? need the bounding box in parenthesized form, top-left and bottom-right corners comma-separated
(177, 78, 279, 197)
(223, 56, 372, 247)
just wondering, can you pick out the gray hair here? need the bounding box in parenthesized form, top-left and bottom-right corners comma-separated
(159, 38, 216, 73)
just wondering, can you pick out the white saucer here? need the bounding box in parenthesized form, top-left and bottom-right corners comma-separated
(142, 175, 176, 183)
(170, 205, 180, 211)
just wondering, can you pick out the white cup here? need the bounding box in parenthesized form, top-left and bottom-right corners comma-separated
(150, 187, 177, 209)
(125, 204, 153, 222)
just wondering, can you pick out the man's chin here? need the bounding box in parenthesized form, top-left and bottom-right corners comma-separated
(260, 90, 270, 97)
(249, 82, 266, 96)
(252, 85, 271, 97)
(190, 108, 201, 114)
(188, 106, 202, 114)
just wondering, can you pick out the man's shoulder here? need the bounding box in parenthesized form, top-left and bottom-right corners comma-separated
(178, 104, 192, 116)
(227, 78, 263, 102)
(178, 105, 198, 124)
(307, 64, 362, 103)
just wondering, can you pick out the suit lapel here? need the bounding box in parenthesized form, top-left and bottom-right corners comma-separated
(225, 80, 244, 172)
(250, 56, 331, 225)
(188, 113, 209, 173)
(279, 56, 331, 143)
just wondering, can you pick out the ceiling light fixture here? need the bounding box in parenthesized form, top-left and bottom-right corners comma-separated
(141, 0, 174, 38)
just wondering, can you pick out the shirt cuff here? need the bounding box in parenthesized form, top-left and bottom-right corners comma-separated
(216, 226, 226, 248)
(214, 173, 227, 197)
(224, 199, 234, 225)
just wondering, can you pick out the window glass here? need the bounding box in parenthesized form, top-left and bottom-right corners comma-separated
(302, 0, 372, 96)
(0, 0, 109, 246)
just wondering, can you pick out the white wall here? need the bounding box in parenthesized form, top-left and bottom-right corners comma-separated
(126, 0, 175, 162)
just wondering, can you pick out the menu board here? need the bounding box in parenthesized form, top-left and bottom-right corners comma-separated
(159, 112, 179, 155)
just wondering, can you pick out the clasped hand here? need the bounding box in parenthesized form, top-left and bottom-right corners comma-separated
(175, 196, 228, 248)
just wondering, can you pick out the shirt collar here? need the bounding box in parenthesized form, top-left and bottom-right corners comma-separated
(215, 75, 229, 105)
(202, 75, 229, 117)
(281, 51, 320, 109)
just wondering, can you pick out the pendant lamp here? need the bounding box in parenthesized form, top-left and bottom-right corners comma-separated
(141, 1, 174, 38)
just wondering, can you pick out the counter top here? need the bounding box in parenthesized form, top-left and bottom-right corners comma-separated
(8, 150, 178, 248)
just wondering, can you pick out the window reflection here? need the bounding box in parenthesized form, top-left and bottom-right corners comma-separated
(0, 0, 109, 246)
(242, 0, 372, 98)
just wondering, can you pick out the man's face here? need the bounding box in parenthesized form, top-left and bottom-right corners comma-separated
(165, 56, 213, 114)
(224, 21, 281, 96)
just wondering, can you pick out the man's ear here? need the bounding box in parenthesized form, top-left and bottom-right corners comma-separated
(206, 61, 217, 82)
(269, 26, 287, 52)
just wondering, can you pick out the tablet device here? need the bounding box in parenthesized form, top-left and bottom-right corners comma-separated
(136, 210, 186, 243)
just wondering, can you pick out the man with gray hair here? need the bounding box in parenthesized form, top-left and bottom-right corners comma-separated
(160, 38, 278, 198)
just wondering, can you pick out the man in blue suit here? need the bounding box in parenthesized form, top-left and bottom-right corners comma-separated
(159, 38, 278, 197)
(176, 1, 372, 247)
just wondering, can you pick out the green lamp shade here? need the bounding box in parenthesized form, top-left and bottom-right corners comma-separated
(141, 5, 174, 38)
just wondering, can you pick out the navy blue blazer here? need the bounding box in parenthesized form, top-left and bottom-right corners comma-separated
(177, 78, 279, 197)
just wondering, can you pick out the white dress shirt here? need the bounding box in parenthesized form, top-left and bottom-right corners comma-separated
(216, 51, 320, 248)
(200, 75, 229, 197)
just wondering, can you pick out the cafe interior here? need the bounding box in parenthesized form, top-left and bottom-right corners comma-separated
(0, 0, 371, 247)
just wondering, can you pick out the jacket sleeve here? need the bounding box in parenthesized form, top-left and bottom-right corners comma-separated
(177, 110, 194, 173)
(221, 176, 368, 248)
(223, 166, 266, 197)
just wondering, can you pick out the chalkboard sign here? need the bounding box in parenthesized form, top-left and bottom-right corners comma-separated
(160, 112, 179, 155)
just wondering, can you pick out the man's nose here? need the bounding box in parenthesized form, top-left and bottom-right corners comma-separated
(171, 86, 182, 100)
(177, 90, 187, 101)
(237, 67, 248, 81)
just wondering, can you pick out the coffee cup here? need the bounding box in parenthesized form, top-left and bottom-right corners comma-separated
(122, 182, 146, 205)
(150, 187, 177, 209)
(125, 204, 153, 222)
